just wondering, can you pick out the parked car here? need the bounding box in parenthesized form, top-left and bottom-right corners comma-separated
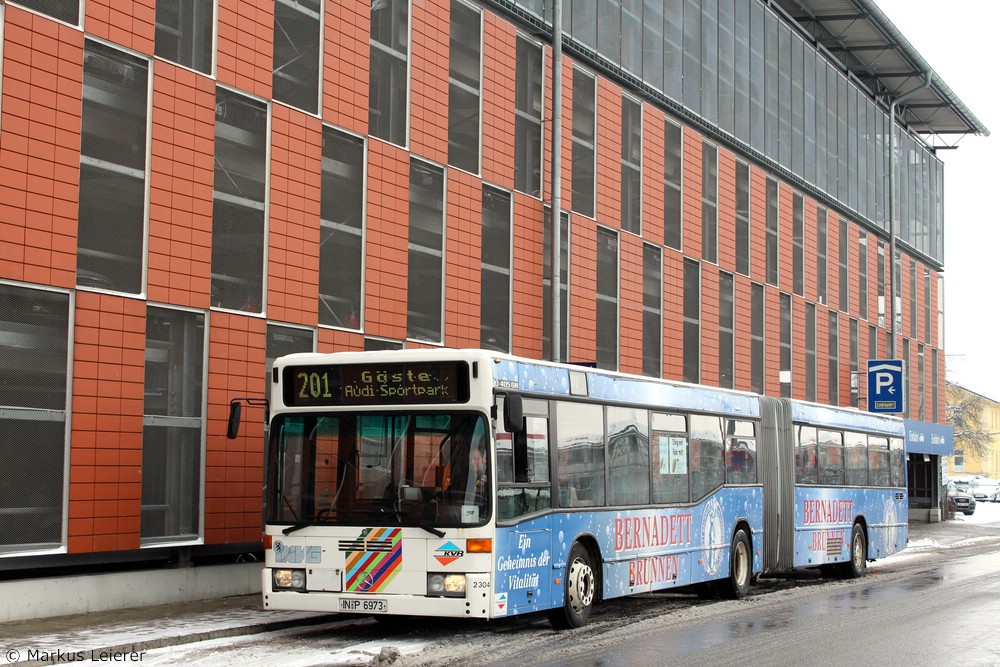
(969, 480, 999, 503)
(947, 481, 976, 516)
(992, 487, 1000, 503)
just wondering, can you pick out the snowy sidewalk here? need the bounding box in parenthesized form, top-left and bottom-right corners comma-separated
(0, 595, 337, 666)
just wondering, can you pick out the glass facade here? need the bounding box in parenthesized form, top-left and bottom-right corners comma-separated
(522, 0, 946, 262)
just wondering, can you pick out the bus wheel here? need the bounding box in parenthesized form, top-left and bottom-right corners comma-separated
(842, 523, 867, 578)
(716, 528, 752, 599)
(547, 542, 596, 629)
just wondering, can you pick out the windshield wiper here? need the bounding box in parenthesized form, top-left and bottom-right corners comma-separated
(282, 506, 333, 535)
(393, 508, 445, 538)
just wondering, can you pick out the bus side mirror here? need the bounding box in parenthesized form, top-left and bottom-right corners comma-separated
(503, 394, 523, 434)
(227, 401, 242, 439)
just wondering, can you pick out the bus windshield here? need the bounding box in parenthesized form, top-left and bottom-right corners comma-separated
(265, 411, 491, 531)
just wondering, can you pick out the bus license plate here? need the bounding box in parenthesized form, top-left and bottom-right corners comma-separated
(339, 598, 387, 613)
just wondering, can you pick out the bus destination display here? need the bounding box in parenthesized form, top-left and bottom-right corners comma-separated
(284, 361, 470, 406)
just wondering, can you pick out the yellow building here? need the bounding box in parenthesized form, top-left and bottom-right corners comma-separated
(948, 387, 1000, 481)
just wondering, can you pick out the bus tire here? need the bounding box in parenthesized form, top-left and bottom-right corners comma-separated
(547, 542, 596, 629)
(716, 528, 752, 599)
(841, 522, 867, 578)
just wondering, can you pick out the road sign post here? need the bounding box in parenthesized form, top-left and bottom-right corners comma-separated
(867, 359, 905, 413)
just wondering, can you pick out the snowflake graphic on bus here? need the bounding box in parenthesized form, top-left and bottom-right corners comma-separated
(493, 488, 763, 618)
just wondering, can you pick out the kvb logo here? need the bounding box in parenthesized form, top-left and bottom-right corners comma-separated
(433, 541, 464, 565)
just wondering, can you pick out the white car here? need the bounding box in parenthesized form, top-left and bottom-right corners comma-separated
(970, 482, 999, 503)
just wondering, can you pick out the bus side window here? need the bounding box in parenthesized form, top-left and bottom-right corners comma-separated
(651, 412, 689, 504)
(496, 409, 552, 521)
(816, 429, 844, 485)
(725, 420, 757, 485)
(795, 425, 818, 484)
(555, 402, 605, 508)
(607, 406, 650, 505)
(844, 431, 868, 486)
(690, 415, 725, 500)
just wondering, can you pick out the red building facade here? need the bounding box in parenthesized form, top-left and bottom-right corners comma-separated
(0, 0, 950, 565)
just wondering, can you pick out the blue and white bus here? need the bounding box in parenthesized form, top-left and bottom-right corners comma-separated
(229, 349, 906, 628)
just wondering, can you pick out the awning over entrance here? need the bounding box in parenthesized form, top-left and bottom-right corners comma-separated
(905, 419, 954, 456)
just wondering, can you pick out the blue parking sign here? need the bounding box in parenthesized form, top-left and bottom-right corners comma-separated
(867, 359, 905, 413)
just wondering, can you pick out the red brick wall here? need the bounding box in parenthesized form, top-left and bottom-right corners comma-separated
(148, 63, 216, 308)
(69, 293, 146, 553)
(0, 7, 82, 289)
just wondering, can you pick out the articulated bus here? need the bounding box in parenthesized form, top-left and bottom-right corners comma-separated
(230, 349, 906, 628)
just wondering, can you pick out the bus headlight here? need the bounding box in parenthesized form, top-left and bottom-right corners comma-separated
(272, 568, 306, 591)
(427, 573, 466, 597)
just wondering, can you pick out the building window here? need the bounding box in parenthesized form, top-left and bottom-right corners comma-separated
(903, 339, 911, 417)
(77, 41, 150, 294)
(141, 306, 205, 545)
(365, 337, 404, 351)
(448, 0, 481, 174)
(13, 0, 78, 24)
(155, 0, 214, 74)
(272, 0, 321, 114)
(849, 318, 858, 404)
(0, 284, 69, 554)
(266, 324, 313, 387)
(702, 141, 718, 263)
(683, 258, 700, 384)
(596, 227, 619, 371)
(858, 231, 868, 318)
(621, 95, 642, 235)
(211, 88, 268, 313)
(481, 186, 512, 352)
(869, 324, 878, 366)
(805, 303, 816, 402)
(839, 217, 849, 313)
(664, 119, 683, 250)
(924, 269, 932, 343)
(792, 193, 804, 296)
(369, 0, 409, 146)
(319, 127, 365, 329)
(735, 160, 750, 276)
(719, 271, 734, 389)
(918, 344, 925, 420)
(515, 36, 543, 196)
(877, 241, 886, 328)
(572, 67, 596, 218)
(407, 159, 445, 343)
(643, 244, 662, 378)
(766, 177, 778, 286)
(828, 311, 839, 405)
(932, 348, 939, 422)
(910, 261, 918, 340)
(543, 209, 570, 361)
(751, 282, 764, 395)
(780, 292, 791, 398)
(817, 206, 828, 305)
(682, 0, 702, 113)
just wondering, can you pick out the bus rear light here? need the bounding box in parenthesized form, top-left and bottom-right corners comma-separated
(263, 534, 273, 550)
(467, 538, 492, 553)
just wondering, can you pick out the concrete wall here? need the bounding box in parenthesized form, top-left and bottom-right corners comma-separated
(0, 563, 263, 623)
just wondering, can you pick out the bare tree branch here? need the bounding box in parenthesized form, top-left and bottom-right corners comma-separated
(946, 383, 991, 461)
